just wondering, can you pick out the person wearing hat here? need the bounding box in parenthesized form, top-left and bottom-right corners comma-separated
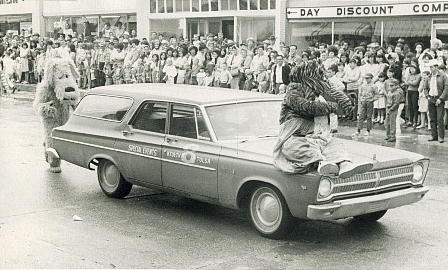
(403, 63, 421, 128)
(353, 73, 379, 136)
(421, 59, 448, 143)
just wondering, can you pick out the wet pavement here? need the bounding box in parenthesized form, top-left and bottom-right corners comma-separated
(1, 98, 448, 269)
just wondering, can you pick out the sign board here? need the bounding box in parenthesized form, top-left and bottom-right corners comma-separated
(287, 1, 448, 19)
(0, 0, 24, 5)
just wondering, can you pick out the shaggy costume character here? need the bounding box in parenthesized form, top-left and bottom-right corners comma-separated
(33, 49, 80, 173)
(273, 60, 373, 178)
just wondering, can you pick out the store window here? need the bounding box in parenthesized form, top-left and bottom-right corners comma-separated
(183, 0, 190, 11)
(201, 0, 209, 11)
(289, 22, 332, 50)
(0, 15, 32, 36)
(150, 0, 156, 13)
(211, 0, 218, 11)
(192, 0, 199, 12)
(260, 0, 268, 10)
(239, 17, 275, 43)
(382, 19, 431, 48)
(250, 0, 258, 10)
(270, 0, 276, 9)
(158, 0, 165, 13)
(175, 0, 182, 12)
(166, 0, 174, 13)
(239, 0, 248, 10)
(334, 20, 381, 48)
(150, 19, 182, 38)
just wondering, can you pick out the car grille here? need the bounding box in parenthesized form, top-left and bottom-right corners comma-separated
(330, 165, 413, 199)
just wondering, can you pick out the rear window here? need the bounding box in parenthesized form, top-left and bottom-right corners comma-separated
(75, 95, 133, 122)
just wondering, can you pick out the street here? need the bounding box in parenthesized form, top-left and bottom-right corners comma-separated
(1, 97, 448, 269)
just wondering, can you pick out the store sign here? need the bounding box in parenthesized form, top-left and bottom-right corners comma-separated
(0, 0, 24, 5)
(287, 1, 448, 19)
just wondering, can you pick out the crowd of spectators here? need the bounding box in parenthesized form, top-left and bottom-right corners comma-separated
(1, 24, 448, 142)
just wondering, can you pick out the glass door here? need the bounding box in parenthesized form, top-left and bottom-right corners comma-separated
(432, 19, 448, 44)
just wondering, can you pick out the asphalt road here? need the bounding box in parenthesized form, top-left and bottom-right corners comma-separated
(1, 98, 448, 269)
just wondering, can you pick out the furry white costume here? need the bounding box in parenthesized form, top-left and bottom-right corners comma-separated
(33, 48, 80, 173)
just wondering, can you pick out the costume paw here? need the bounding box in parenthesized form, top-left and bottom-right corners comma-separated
(49, 166, 62, 173)
(339, 161, 373, 179)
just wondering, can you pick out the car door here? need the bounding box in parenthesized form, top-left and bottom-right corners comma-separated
(161, 104, 219, 199)
(114, 101, 168, 186)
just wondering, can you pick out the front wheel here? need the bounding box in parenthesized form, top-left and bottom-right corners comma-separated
(353, 210, 387, 222)
(97, 160, 132, 198)
(249, 185, 292, 239)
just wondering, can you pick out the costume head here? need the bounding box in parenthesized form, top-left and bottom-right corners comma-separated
(42, 48, 80, 103)
(288, 60, 352, 115)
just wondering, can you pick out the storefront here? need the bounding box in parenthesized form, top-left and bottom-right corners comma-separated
(42, 0, 137, 39)
(0, 0, 37, 36)
(147, 0, 277, 42)
(286, 0, 448, 49)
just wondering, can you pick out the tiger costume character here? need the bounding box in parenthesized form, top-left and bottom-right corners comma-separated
(273, 60, 374, 179)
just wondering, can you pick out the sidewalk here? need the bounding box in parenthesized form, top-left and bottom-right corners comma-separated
(1, 84, 88, 102)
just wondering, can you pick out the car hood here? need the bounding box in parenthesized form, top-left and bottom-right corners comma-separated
(225, 137, 424, 169)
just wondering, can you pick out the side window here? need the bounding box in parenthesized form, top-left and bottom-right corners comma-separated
(169, 105, 197, 139)
(75, 95, 133, 121)
(196, 109, 211, 141)
(131, 102, 168, 133)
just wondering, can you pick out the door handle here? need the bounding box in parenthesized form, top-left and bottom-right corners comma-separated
(122, 130, 134, 136)
(166, 137, 178, 143)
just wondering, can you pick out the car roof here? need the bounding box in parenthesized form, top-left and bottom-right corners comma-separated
(88, 84, 282, 106)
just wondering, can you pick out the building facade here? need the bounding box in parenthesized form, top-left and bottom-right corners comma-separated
(285, 0, 448, 48)
(1, 0, 447, 48)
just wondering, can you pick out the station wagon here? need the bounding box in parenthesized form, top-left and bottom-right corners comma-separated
(50, 84, 430, 238)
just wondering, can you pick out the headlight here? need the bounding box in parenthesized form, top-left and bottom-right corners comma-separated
(318, 178, 333, 198)
(412, 163, 423, 183)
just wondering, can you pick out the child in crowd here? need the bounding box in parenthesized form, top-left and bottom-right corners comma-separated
(112, 63, 124, 85)
(417, 70, 430, 129)
(353, 73, 379, 136)
(150, 54, 160, 83)
(196, 67, 207, 86)
(104, 64, 113, 86)
(218, 63, 232, 88)
(163, 59, 178, 84)
(385, 79, 403, 142)
(257, 67, 270, 93)
(203, 70, 214, 87)
(144, 63, 152, 83)
(374, 72, 386, 124)
(2, 49, 16, 93)
(243, 69, 257, 91)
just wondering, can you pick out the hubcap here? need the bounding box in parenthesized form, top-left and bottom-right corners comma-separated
(257, 194, 280, 226)
(251, 187, 283, 233)
(101, 162, 120, 192)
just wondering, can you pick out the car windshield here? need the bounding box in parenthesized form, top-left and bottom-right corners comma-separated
(206, 100, 282, 141)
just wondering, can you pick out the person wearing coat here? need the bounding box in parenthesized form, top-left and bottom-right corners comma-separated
(271, 54, 291, 94)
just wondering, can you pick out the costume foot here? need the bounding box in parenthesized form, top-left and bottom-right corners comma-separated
(49, 166, 61, 173)
(317, 161, 339, 176)
(338, 161, 374, 179)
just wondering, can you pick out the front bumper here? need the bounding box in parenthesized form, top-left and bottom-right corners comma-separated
(307, 186, 429, 220)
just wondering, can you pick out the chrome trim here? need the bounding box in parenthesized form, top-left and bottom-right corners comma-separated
(308, 186, 429, 220)
(160, 158, 216, 171)
(52, 136, 161, 161)
(52, 136, 216, 171)
(204, 98, 282, 108)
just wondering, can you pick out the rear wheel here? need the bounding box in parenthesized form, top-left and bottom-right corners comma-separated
(353, 210, 387, 222)
(249, 185, 292, 239)
(97, 160, 132, 198)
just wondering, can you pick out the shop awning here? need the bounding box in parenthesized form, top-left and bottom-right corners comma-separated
(333, 22, 374, 37)
(376, 20, 431, 38)
(290, 22, 332, 37)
